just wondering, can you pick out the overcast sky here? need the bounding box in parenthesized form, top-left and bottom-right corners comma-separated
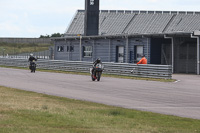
(1, 0, 200, 38)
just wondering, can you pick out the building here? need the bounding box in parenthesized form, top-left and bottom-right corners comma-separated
(52, 10, 200, 74)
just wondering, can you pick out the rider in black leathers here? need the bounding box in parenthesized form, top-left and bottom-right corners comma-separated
(93, 58, 101, 67)
(92, 58, 102, 79)
(28, 54, 37, 69)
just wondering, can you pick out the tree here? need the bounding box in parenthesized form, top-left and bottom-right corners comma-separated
(39, 33, 63, 38)
(51, 33, 64, 37)
(39, 34, 50, 38)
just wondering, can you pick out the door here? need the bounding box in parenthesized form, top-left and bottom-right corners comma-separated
(134, 46, 143, 63)
(116, 46, 124, 63)
(175, 43, 197, 73)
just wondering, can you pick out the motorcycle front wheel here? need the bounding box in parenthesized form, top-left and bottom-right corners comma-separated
(97, 72, 101, 81)
(91, 75, 95, 81)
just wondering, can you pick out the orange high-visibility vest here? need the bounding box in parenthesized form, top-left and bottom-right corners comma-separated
(137, 57, 147, 64)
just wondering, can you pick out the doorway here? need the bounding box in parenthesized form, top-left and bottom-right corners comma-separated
(134, 45, 143, 63)
(116, 46, 124, 63)
(174, 43, 197, 73)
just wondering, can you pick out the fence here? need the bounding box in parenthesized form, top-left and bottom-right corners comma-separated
(0, 58, 172, 79)
(5, 50, 51, 59)
(0, 48, 54, 60)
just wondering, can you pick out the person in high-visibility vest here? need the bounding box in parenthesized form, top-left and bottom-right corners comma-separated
(131, 55, 147, 73)
(137, 55, 147, 64)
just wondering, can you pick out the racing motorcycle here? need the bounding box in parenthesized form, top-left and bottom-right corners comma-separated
(90, 63, 103, 81)
(30, 60, 36, 73)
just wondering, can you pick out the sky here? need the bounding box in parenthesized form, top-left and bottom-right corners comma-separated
(0, 0, 200, 38)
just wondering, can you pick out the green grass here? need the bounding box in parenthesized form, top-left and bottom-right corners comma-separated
(0, 86, 200, 133)
(0, 42, 53, 55)
(0, 65, 176, 82)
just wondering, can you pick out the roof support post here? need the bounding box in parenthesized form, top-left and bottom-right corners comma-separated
(191, 34, 200, 75)
(79, 35, 82, 61)
(92, 39, 95, 62)
(68, 40, 71, 61)
(109, 39, 111, 62)
(147, 38, 149, 64)
(126, 36, 129, 63)
(164, 35, 174, 73)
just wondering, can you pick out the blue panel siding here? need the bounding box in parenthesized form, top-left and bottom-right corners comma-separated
(110, 39, 126, 62)
(82, 40, 94, 62)
(71, 40, 80, 61)
(95, 39, 110, 62)
(54, 40, 68, 60)
(54, 37, 151, 64)
(128, 38, 151, 63)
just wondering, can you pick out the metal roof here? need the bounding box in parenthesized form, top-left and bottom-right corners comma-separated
(64, 10, 200, 37)
(51, 32, 192, 41)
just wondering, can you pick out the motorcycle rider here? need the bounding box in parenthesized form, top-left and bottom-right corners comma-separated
(28, 53, 37, 69)
(93, 58, 102, 67)
(92, 58, 102, 79)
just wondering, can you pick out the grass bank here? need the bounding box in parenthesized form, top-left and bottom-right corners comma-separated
(0, 42, 53, 55)
(0, 86, 200, 133)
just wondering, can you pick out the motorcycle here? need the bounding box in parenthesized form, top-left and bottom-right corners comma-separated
(90, 63, 103, 81)
(30, 60, 36, 73)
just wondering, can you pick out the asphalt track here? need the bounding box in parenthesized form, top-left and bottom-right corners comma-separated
(0, 67, 200, 119)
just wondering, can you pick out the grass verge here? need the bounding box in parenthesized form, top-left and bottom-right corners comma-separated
(0, 86, 200, 133)
(0, 42, 53, 55)
(0, 65, 176, 82)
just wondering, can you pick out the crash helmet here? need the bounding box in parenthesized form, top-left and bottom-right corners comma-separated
(30, 53, 33, 57)
(96, 58, 101, 63)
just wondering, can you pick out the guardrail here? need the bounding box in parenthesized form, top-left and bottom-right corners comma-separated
(0, 58, 172, 79)
(0, 50, 51, 59)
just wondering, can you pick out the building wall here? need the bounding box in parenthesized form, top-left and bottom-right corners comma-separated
(94, 39, 110, 62)
(71, 40, 81, 61)
(54, 35, 199, 74)
(129, 38, 150, 63)
(54, 37, 151, 63)
(54, 40, 68, 60)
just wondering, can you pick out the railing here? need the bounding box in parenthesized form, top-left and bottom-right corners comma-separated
(0, 58, 172, 79)
(0, 50, 51, 59)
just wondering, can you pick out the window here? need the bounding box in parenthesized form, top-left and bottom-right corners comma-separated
(83, 46, 92, 57)
(70, 46, 74, 52)
(57, 46, 64, 52)
(67, 46, 74, 52)
(90, 0, 94, 5)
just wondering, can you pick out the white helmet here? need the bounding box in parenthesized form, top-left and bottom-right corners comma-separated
(30, 53, 33, 56)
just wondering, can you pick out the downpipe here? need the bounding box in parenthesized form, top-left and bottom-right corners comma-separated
(191, 34, 200, 75)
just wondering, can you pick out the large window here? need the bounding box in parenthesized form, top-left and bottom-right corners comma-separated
(57, 46, 64, 52)
(83, 46, 92, 57)
(67, 46, 74, 52)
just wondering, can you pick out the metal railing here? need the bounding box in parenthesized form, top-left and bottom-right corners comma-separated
(0, 50, 51, 59)
(0, 58, 172, 79)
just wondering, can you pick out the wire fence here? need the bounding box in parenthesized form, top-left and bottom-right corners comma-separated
(0, 58, 172, 79)
(0, 50, 53, 59)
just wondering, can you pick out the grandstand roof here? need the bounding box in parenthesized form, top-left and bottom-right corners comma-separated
(65, 10, 200, 36)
